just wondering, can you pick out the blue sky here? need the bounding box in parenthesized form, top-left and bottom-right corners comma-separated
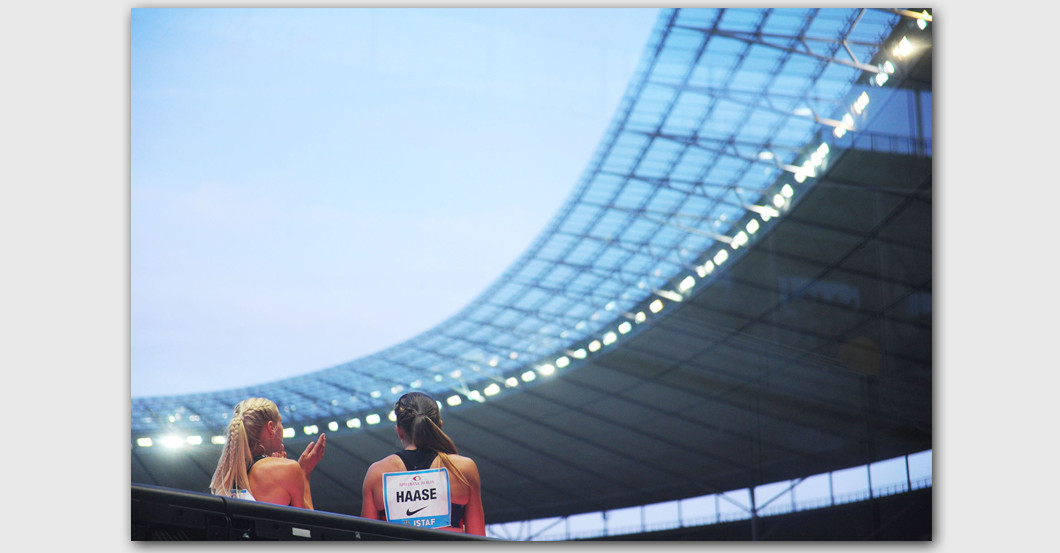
(131, 8, 659, 397)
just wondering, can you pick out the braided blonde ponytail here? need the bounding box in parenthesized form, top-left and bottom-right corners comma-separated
(209, 398, 280, 496)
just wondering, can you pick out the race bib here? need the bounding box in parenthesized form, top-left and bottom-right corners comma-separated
(382, 467, 451, 529)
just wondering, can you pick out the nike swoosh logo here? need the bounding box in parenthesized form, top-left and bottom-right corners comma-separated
(406, 506, 429, 516)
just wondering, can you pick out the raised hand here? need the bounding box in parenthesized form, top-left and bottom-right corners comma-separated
(298, 433, 327, 476)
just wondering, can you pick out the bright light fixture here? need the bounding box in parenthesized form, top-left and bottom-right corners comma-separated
(618, 321, 632, 334)
(572, 348, 587, 359)
(137, 437, 153, 447)
(588, 340, 601, 353)
(732, 231, 748, 249)
(649, 299, 663, 313)
(853, 91, 870, 115)
(746, 219, 760, 234)
(774, 193, 787, 207)
(678, 275, 695, 292)
(713, 249, 729, 266)
(283, 427, 295, 438)
(635, 311, 646, 323)
(484, 383, 501, 396)
(539, 363, 556, 376)
(160, 436, 183, 448)
(211, 436, 226, 445)
(556, 356, 570, 368)
(186, 436, 202, 445)
(366, 414, 381, 425)
(521, 370, 536, 382)
(328, 421, 339, 432)
(346, 418, 361, 428)
(894, 36, 913, 58)
(505, 377, 519, 387)
(447, 395, 463, 406)
(603, 331, 617, 345)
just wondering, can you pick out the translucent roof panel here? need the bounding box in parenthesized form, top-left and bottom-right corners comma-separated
(133, 8, 904, 437)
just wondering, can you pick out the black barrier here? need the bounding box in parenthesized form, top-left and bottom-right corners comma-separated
(132, 484, 496, 541)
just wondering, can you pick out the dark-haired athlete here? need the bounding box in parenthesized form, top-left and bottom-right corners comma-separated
(360, 392, 485, 535)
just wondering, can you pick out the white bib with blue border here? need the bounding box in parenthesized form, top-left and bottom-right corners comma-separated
(382, 467, 451, 529)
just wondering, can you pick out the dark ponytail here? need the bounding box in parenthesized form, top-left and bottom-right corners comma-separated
(394, 392, 468, 485)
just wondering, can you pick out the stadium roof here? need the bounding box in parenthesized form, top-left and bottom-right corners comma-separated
(132, 7, 932, 527)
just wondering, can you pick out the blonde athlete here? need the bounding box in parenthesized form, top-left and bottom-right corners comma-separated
(209, 397, 326, 508)
(361, 392, 485, 535)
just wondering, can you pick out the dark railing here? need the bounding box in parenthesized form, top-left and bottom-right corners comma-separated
(131, 484, 496, 541)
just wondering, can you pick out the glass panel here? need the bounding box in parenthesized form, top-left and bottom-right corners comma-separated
(679, 494, 717, 527)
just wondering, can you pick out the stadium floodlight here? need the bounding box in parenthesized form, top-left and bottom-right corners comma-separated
(283, 427, 295, 438)
(618, 321, 632, 334)
(603, 331, 617, 345)
(732, 231, 749, 249)
(484, 383, 501, 396)
(556, 356, 570, 368)
(853, 92, 870, 115)
(521, 370, 536, 383)
(388, 412, 397, 422)
(328, 421, 339, 432)
(893, 36, 913, 58)
(160, 436, 183, 448)
(713, 249, 729, 266)
(746, 219, 760, 235)
(137, 437, 153, 448)
(678, 275, 695, 292)
(505, 377, 519, 387)
(649, 299, 664, 313)
(447, 394, 463, 406)
(346, 418, 361, 429)
(539, 363, 556, 376)
(211, 436, 225, 445)
(366, 414, 381, 425)
(186, 436, 202, 445)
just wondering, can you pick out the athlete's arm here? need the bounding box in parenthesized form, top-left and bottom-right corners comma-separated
(360, 462, 384, 519)
(461, 459, 486, 536)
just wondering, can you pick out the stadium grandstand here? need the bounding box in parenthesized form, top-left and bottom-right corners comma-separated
(132, 7, 932, 540)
